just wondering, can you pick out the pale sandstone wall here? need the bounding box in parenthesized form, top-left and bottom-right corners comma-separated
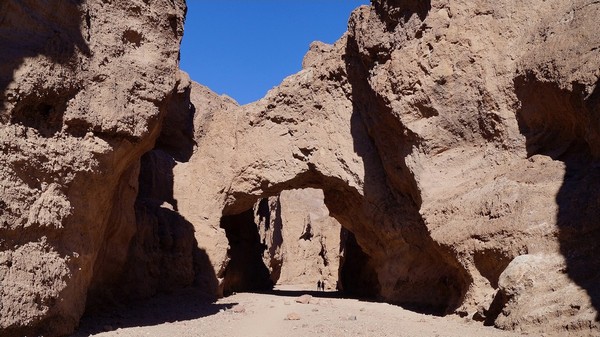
(176, 1, 600, 335)
(1, 0, 599, 336)
(277, 189, 341, 289)
(254, 189, 341, 289)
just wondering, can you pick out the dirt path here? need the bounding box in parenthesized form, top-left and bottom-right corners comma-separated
(73, 285, 527, 337)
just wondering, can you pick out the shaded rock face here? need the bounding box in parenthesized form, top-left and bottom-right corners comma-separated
(339, 229, 380, 299)
(220, 209, 273, 296)
(0, 0, 186, 336)
(171, 0, 600, 335)
(88, 73, 218, 305)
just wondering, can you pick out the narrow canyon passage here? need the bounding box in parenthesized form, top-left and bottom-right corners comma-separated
(218, 188, 381, 301)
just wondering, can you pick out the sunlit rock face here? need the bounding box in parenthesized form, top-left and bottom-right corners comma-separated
(2, 0, 600, 336)
(0, 0, 186, 335)
(177, 0, 600, 335)
(253, 189, 342, 289)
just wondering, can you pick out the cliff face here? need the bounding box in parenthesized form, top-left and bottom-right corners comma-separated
(344, 1, 600, 332)
(1, 0, 600, 336)
(0, 0, 186, 336)
(173, 0, 600, 335)
(254, 189, 341, 289)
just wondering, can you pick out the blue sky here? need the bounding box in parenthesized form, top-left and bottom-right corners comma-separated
(180, 1, 369, 105)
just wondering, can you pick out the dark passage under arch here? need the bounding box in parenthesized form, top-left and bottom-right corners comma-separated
(220, 209, 273, 296)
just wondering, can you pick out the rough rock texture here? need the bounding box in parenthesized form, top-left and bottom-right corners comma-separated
(170, 82, 240, 297)
(170, 0, 600, 335)
(0, 0, 186, 336)
(2, 0, 600, 336)
(255, 188, 341, 289)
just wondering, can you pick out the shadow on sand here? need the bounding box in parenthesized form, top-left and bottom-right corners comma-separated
(258, 289, 345, 299)
(72, 288, 235, 336)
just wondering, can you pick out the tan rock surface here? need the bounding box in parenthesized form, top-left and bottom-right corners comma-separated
(170, 0, 600, 335)
(2, 0, 600, 336)
(255, 189, 341, 289)
(0, 0, 186, 335)
(277, 189, 341, 289)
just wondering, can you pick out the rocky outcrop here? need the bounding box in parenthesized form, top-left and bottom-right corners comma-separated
(2, 0, 599, 336)
(171, 0, 600, 335)
(0, 0, 186, 336)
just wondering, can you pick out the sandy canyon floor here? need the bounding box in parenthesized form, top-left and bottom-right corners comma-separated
(73, 285, 529, 337)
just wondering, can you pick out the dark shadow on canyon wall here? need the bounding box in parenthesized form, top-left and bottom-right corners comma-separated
(0, 0, 89, 129)
(343, 27, 469, 315)
(85, 79, 218, 318)
(372, 0, 431, 31)
(515, 73, 600, 318)
(339, 229, 380, 299)
(86, 149, 219, 310)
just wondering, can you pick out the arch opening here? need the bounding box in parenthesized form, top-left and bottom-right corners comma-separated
(218, 188, 381, 300)
(338, 228, 380, 298)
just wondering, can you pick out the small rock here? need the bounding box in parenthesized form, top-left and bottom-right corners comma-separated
(232, 305, 246, 313)
(295, 294, 312, 304)
(347, 315, 357, 321)
(359, 307, 366, 312)
(312, 308, 319, 312)
(285, 312, 301, 320)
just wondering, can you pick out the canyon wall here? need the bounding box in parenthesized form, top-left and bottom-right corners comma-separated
(175, 0, 600, 335)
(254, 189, 341, 289)
(0, 0, 186, 336)
(1, 0, 599, 336)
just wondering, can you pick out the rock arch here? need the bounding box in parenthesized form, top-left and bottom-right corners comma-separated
(167, 46, 470, 313)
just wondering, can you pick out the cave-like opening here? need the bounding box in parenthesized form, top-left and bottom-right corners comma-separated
(338, 228, 380, 298)
(218, 188, 381, 299)
(219, 209, 274, 296)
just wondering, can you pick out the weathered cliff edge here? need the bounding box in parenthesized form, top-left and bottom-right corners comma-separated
(0, 0, 186, 336)
(175, 0, 600, 335)
(1, 0, 600, 336)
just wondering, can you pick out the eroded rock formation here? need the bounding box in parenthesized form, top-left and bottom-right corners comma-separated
(172, 0, 600, 335)
(0, 0, 186, 336)
(1, 0, 600, 336)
